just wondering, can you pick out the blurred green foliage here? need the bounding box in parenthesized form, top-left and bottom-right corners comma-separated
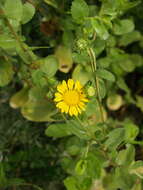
(0, 0, 143, 189)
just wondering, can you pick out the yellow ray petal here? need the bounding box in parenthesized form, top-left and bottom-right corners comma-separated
(81, 98, 89, 102)
(69, 106, 78, 116)
(76, 105, 82, 114)
(75, 81, 82, 91)
(57, 84, 65, 94)
(62, 80, 68, 91)
(78, 102, 85, 111)
(68, 79, 74, 90)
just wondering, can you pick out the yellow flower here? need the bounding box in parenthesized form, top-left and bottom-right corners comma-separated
(54, 79, 89, 116)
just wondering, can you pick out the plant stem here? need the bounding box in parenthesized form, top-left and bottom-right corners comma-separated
(1, 8, 33, 64)
(88, 48, 105, 123)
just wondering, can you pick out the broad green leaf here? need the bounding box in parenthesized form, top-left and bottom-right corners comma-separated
(96, 69, 115, 82)
(113, 19, 135, 35)
(94, 38, 106, 56)
(31, 70, 47, 87)
(10, 86, 29, 109)
(105, 128, 125, 150)
(136, 95, 143, 112)
(118, 31, 141, 46)
(29, 86, 48, 101)
(130, 161, 143, 178)
(86, 152, 102, 178)
(45, 123, 72, 138)
(22, 2, 35, 24)
(124, 122, 139, 142)
(64, 177, 78, 190)
(4, 0, 23, 21)
(116, 145, 135, 166)
(115, 167, 136, 190)
(39, 56, 59, 78)
(67, 120, 90, 140)
(21, 99, 56, 122)
(98, 57, 111, 68)
(71, 0, 89, 24)
(0, 60, 14, 87)
(0, 35, 17, 50)
(75, 159, 87, 175)
(72, 65, 91, 85)
(91, 19, 109, 40)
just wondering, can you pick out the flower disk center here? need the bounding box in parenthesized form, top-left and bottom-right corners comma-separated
(64, 90, 79, 105)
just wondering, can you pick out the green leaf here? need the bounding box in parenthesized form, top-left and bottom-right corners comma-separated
(31, 70, 47, 87)
(113, 19, 135, 35)
(39, 56, 59, 78)
(86, 152, 102, 178)
(22, 2, 35, 24)
(105, 128, 125, 150)
(96, 69, 115, 82)
(29, 86, 48, 101)
(10, 86, 29, 109)
(124, 122, 139, 142)
(64, 177, 78, 190)
(45, 123, 72, 138)
(71, 0, 89, 24)
(130, 161, 143, 178)
(0, 60, 14, 87)
(0, 35, 17, 50)
(136, 95, 143, 112)
(72, 65, 91, 85)
(116, 145, 135, 166)
(75, 159, 87, 175)
(67, 120, 90, 140)
(91, 19, 109, 40)
(21, 99, 56, 122)
(118, 31, 141, 46)
(4, 0, 23, 21)
(97, 78, 106, 99)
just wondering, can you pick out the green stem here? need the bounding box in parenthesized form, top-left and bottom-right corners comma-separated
(88, 48, 105, 123)
(1, 8, 33, 64)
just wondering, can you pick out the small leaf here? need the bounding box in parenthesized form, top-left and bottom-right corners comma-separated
(116, 145, 135, 166)
(45, 123, 72, 138)
(4, 0, 23, 21)
(0, 60, 14, 87)
(75, 159, 87, 175)
(64, 177, 78, 190)
(124, 122, 139, 142)
(40, 56, 59, 78)
(22, 2, 35, 24)
(113, 19, 135, 35)
(91, 19, 109, 40)
(96, 69, 115, 82)
(71, 0, 89, 24)
(105, 128, 125, 150)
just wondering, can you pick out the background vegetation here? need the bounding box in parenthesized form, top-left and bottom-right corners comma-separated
(0, 0, 143, 189)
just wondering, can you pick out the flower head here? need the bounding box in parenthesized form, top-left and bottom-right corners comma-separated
(54, 79, 89, 116)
